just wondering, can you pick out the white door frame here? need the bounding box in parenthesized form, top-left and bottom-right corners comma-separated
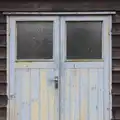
(7, 14, 112, 120)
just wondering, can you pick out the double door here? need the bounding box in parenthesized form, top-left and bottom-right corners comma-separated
(8, 15, 111, 120)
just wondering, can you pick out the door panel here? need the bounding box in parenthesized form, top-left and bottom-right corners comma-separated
(9, 16, 59, 120)
(60, 16, 110, 120)
(15, 68, 57, 120)
(60, 68, 104, 120)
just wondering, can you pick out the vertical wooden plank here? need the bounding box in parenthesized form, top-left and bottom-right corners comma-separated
(70, 69, 76, 120)
(47, 69, 55, 120)
(9, 18, 15, 120)
(31, 69, 39, 120)
(64, 69, 71, 120)
(60, 68, 65, 120)
(80, 69, 88, 120)
(98, 69, 104, 120)
(74, 69, 80, 120)
(15, 69, 22, 120)
(40, 69, 48, 120)
(103, 17, 112, 120)
(21, 68, 30, 120)
(89, 69, 98, 120)
(7, 15, 10, 120)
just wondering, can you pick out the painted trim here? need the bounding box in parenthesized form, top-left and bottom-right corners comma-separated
(60, 16, 106, 61)
(108, 15, 112, 120)
(63, 62, 104, 68)
(8, 16, 16, 120)
(7, 15, 10, 120)
(102, 16, 112, 120)
(7, 14, 112, 120)
(3, 12, 116, 15)
(109, 16, 112, 120)
(9, 16, 59, 62)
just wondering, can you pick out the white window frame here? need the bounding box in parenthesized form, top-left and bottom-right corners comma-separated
(61, 16, 108, 62)
(9, 16, 59, 62)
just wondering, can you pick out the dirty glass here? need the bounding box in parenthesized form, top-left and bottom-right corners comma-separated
(17, 21, 53, 59)
(66, 21, 102, 59)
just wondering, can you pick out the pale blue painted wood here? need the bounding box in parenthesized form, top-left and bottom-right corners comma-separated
(64, 69, 71, 120)
(31, 69, 39, 100)
(30, 69, 40, 120)
(47, 69, 56, 120)
(98, 69, 104, 120)
(21, 69, 30, 120)
(74, 69, 80, 120)
(60, 68, 105, 120)
(15, 69, 22, 120)
(80, 69, 89, 120)
(8, 15, 111, 120)
(89, 69, 98, 120)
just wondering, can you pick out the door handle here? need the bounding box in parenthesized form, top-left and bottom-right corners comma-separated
(53, 76, 58, 89)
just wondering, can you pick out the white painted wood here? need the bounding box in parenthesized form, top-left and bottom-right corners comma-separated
(62, 16, 110, 21)
(63, 62, 104, 68)
(60, 15, 111, 120)
(9, 16, 59, 62)
(60, 16, 108, 61)
(103, 16, 112, 120)
(21, 69, 30, 120)
(89, 69, 98, 120)
(8, 15, 112, 120)
(15, 69, 22, 120)
(40, 69, 48, 120)
(59, 67, 65, 120)
(80, 69, 88, 120)
(30, 69, 39, 120)
(14, 69, 31, 120)
(3, 11, 116, 15)
(74, 69, 80, 120)
(47, 69, 56, 120)
(98, 69, 104, 120)
(8, 16, 16, 120)
(8, 16, 60, 120)
(14, 68, 57, 120)
(109, 16, 112, 120)
(70, 69, 76, 120)
(60, 68, 105, 120)
(9, 16, 59, 21)
(64, 70, 71, 120)
(15, 62, 56, 68)
(7, 15, 10, 120)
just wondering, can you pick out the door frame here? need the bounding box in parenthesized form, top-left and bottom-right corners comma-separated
(7, 13, 112, 120)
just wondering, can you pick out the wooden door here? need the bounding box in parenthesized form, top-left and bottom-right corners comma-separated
(8, 15, 111, 120)
(60, 16, 111, 120)
(8, 16, 60, 120)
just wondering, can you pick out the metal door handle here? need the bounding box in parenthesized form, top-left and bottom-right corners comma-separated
(53, 76, 58, 89)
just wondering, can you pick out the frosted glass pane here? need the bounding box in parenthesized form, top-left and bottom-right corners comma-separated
(17, 21, 53, 59)
(67, 21, 102, 59)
